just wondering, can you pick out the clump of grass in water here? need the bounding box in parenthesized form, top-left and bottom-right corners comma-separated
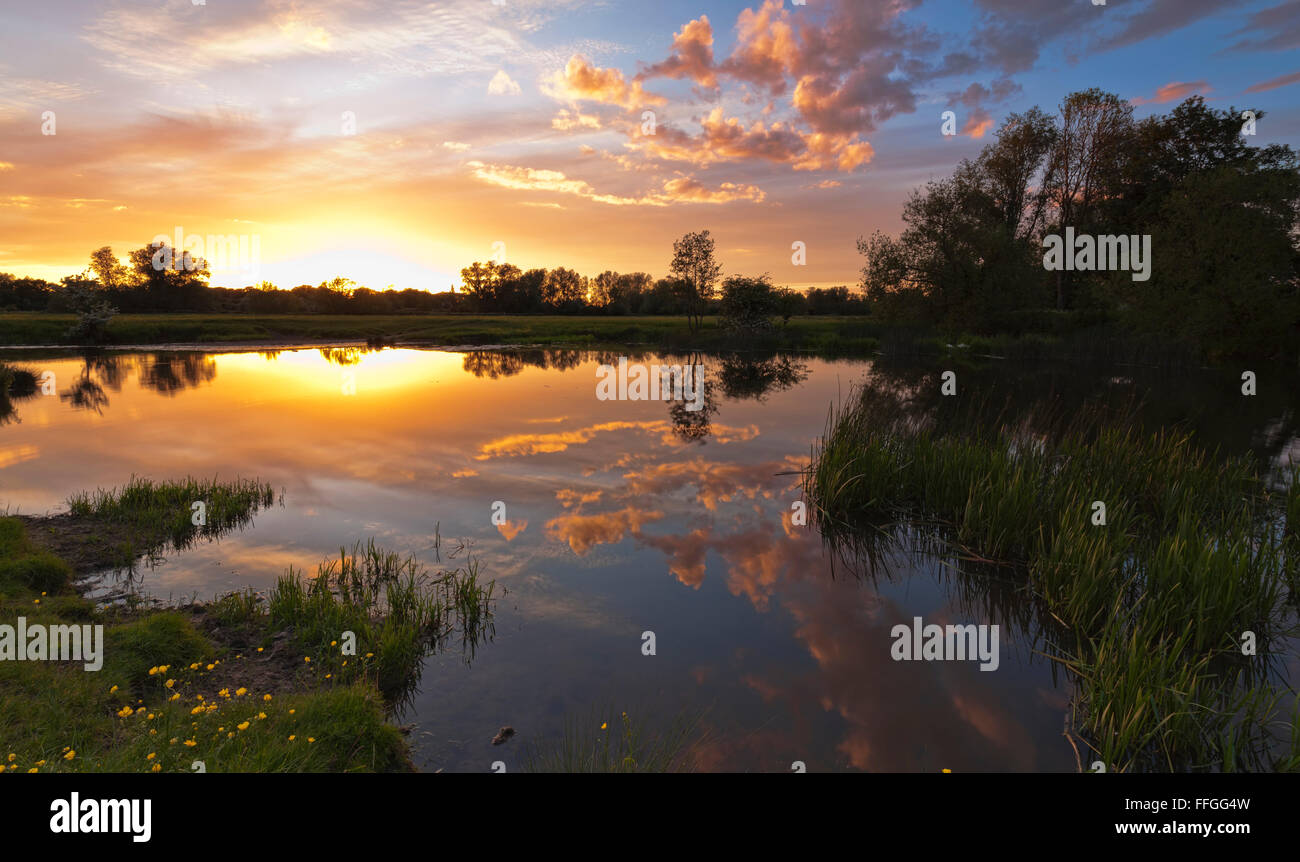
(67, 475, 276, 553)
(266, 539, 495, 708)
(804, 388, 1300, 772)
(521, 707, 707, 773)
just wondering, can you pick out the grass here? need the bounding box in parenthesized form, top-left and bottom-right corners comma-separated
(0, 491, 493, 772)
(53, 475, 277, 572)
(521, 707, 707, 773)
(804, 389, 1300, 772)
(0, 312, 886, 351)
(264, 539, 496, 706)
(68, 475, 276, 547)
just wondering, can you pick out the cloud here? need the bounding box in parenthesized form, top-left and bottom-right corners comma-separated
(442, 141, 471, 152)
(620, 458, 795, 511)
(552, 108, 602, 130)
(660, 177, 765, 204)
(466, 160, 764, 206)
(963, 109, 994, 138)
(542, 55, 666, 110)
(496, 519, 528, 541)
(545, 506, 664, 555)
(1244, 70, 1300, 94)
(488, 69, 522, 96)
(1097, 0, 1242, 51)
(637, 15, 718, 88)
(81, 0, 529, 81)
(1228, 1, 1300, 52)
(1131, 80, 1210, 105)
(719, 0, 800, 93)
(628, 107, 873, 173)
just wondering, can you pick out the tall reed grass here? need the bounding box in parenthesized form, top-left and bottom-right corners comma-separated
(804, 388, 1300, 771)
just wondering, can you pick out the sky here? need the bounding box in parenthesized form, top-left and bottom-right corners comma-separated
(0, 0, 1297, 291)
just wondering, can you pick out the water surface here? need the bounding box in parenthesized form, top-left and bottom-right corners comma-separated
(3, 346, 1297, 771)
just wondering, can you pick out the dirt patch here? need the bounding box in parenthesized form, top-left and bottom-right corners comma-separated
(17, 513, 163, 577)
(168, 606, 319, 699)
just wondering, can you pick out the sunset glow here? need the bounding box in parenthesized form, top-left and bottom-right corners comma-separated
(2, 0, 1297, 290)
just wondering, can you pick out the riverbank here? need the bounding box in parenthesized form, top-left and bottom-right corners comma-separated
(0, 312, 885, 352)
(3, 311, 1266, 369)
(0, 478, 494, 773)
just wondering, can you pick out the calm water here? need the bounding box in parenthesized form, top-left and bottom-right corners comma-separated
(2, 345, 1298, 772)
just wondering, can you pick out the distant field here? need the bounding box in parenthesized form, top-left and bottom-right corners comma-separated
(0, 312, 888, 352)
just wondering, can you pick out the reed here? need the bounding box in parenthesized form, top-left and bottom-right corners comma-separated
(804, 387, 1299, 771)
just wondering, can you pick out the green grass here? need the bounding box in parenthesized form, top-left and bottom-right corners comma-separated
(64, 475, 276, 566)
(265, 539, 495, 706)
(0, 515, 495, 772)
(521, 707, 707, 773)
(0, 312, 890, 352)
(804, 391, 1300, 772)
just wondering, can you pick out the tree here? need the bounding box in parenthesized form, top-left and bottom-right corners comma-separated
(544, 267, 587, 310)
(459, 261, 498, 309)
(1041, 89, 1134, 309)
(977, 107, 1057, 240)
(670, 230, 722, 333)
(127, 242, 211, 311)
(60, 275, 118, 344)
(773, 287, 804, 324)
(718, 274, 778, 334)
(88, 247, 130, 292)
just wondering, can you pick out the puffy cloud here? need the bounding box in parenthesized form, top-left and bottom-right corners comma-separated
(719, 0, 800, 93)
(659, 177, 766, 204)
(545, 506, 664, 555)
(638, 16, 718, 88)
(963, 109, 994, 139)
(542, 55, 666, 110)
(496, 519, 528, 541)
(488, 69, 522, 96)
(628, 107, 873, 173)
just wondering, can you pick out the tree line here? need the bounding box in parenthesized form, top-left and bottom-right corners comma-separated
(0, 236, 867, 320)
(859, 92, 1300, 357)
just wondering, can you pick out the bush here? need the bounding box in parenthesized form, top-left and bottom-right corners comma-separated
(718, 274, 777, 334)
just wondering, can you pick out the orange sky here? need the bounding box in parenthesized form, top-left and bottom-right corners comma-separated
(1, 0, 1295, 291)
